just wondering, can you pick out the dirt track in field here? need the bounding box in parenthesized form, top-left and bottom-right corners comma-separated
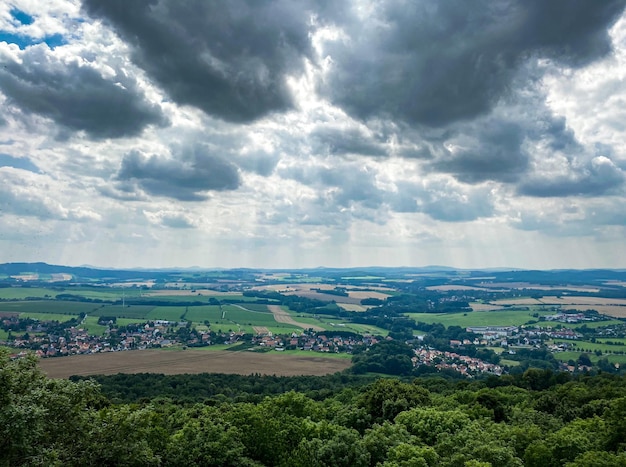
(267, 305, 325, 332)
(38, 349, 351, 379)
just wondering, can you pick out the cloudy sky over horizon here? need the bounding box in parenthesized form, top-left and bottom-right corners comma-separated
(1, 0, 626, 270)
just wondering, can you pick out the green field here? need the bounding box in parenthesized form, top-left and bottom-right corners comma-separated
(405, 310, 553, 327)
(0, 301, 101, 315)
(0, 287, 61, 299)
(17, 312, 78, 322)
(597, 338, 626, 345)
(552, 339, 626, 355)
(559, 319, 624, 329)
(181, 305, 223, 323)
(91, 304, 155, 320)
(146, 306, 188, 321)
(554, 350, 626, 366)
(81, 316, 108, 336)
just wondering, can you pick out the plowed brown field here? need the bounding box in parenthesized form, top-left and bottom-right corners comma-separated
(38, 349, 351, 379)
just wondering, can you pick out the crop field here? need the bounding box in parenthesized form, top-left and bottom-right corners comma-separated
(0, 301, 101, 315)
(146, 306, 188, 321)
(81, 316, 108, 336)
(552, 339, 626, 354)
(0, 287, 62, 299)
(144, 290, 242, 297)
(182, 305, 223, 322)
(16, 312, 78, 322)
(405, 310, 553, 327)
(558, 319, 624, 329)
(38, 349, 352, 378)
(90, 304, 156, 320)
(338, 304, 367, 312)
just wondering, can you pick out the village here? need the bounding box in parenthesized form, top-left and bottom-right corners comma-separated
(3, 308, 624, 377)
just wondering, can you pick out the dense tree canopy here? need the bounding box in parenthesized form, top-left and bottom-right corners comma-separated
(4, 348, 626, 466)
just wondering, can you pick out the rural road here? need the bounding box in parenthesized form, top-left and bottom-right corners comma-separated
(267, 305, 325, 332)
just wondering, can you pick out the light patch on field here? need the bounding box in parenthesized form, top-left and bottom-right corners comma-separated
(144, 289, 240, 296)
(491, 298, 544, 306)
(479, 282, 599, 292)
(538, 296, 626, 306)
(470, 303, 506, 311)
(347, 291, 390, 300)
(50, 274, 73, 282)
(109, 281, 155, 288)
(338, 304, 367, 312)
(551, 305, 626, 318)
(268, 305, 325, 332)
(253, 326, 270, 334)
(427, 285, 489, 291)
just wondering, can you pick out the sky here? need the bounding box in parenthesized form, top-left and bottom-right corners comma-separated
(1, 0, 626, 270)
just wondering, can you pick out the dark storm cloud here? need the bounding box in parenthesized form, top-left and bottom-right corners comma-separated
(386, 181, 494, 222)
(82, 0, 319, 123)
(518, 156, 625, 197)
(0, 47, 167, 139)
(115, 146, 241, 201)
(321, 0, 626, 127)
(431, 121, 529, 184)
(310, 126, 387, 157)
(281, 163, 384, 208)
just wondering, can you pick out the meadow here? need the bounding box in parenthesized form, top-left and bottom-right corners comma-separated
(405, 310, 553, 327)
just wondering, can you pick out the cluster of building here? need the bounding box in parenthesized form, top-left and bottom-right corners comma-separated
(413, 348, 504, 376)
(252, 332, 377, 352)
(2, 318, 211, 357)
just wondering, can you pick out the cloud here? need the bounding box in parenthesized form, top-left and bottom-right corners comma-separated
(310, 125, 387, 157)
(319, 0, 626, 127)
(0, 45, 167, 138)
(429, 120, 529, 184)
(0, 167, 100, 221)
(82, 0, 318, 123)
(143, 210, 198, 229)
(114, 145, 241, 201)
(387, 179, 495, 222)
(518, 155, 625, 197)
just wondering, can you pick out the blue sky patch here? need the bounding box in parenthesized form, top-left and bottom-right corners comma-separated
(0, 154, 41, 173)
(10, 8, 34, 26)
(0, 31, 66, 49)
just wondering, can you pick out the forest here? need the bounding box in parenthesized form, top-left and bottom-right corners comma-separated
(3, 348, 626, 466)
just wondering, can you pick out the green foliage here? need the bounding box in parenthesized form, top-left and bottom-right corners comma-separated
(352, 340, 415, 375)
(7, 348, 626, 466)
(359, 379, 431, 423)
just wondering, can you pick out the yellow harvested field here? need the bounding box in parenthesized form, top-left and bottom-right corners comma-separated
(144, 289, 241, 296)
(538, 296, 626, 306)
(347, 291, 390, 300)
(479, 282, 599, 292)
(427, 285, 489, 291)
(38, 350, 351, 379)
(338, 304, 367, 312)
(267, 305, 325, 332)
(470, 303, 506, 311)
(491, 298, 543, 306)
(555, 305, 626, 318)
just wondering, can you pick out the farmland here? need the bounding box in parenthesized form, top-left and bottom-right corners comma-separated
(38, 349, 352, 378)
(406, 310, 553, 328)
(3, 263, 626, 377)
